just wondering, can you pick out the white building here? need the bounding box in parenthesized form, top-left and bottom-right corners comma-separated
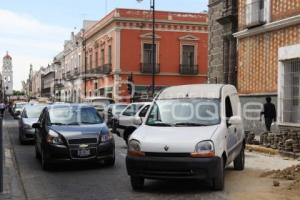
(2, 52, 13, 96)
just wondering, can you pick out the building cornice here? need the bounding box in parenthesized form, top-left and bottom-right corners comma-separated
(233, 14, 300, 39)
(84, 17, 208, 39)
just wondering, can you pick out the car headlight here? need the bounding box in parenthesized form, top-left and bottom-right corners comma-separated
(128, 140, 145, 157)
(191, 140, 215, 158)
(101, 132, 113, 143)
(47, 130, 64, 145)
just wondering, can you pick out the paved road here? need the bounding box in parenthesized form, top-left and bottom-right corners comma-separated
(5, 115, 230, 200)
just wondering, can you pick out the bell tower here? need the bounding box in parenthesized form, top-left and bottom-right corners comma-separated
(2, 51, 14, 95)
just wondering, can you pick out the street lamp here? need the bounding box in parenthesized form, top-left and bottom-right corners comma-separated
(137, 0, 156, 98)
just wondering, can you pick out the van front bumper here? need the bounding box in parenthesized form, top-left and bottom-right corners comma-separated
(126, 155, 222, 180)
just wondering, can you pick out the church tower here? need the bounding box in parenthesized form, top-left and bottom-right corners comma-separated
(2, 51, 13, 95)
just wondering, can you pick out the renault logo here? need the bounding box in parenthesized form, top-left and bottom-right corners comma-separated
(164, 145, 169, 151)
(79, 144, 89, 148)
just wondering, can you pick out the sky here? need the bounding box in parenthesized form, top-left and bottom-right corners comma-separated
(0, 0, 208, 90)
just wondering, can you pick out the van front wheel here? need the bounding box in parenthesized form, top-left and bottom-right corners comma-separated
(234, 147, 245, 170)
(212, 157, 224, 190)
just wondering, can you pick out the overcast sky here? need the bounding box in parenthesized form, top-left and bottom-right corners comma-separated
(0, 0, 208, 90)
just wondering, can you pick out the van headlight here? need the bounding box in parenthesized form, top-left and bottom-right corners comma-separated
(47, 130, 64, 145)
(191, 140, 215, 158)
(128, 140, 145, 157)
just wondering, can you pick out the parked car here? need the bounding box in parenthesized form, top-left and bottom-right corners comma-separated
(103, 103, 128, 128)
(19, 104, 47, 144)
(33, 104, 115, 170)
(116, 102, 151, 144)
(126, 84, 245, 191)
(83, 97, 115, 116)
(12, 102, 27, 119)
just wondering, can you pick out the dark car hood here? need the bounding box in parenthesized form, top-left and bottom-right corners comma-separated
(50, 123, 107, 139)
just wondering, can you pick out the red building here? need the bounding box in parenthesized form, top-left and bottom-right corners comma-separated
(83, 8, 208, 101)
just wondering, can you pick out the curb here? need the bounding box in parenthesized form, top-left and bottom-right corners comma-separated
(1, 114, 27, 200)
(246, 144, 279, 155)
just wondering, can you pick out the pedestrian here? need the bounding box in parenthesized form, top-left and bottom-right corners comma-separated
(0, 102, 5, 117)
(261, 97, 276, 132)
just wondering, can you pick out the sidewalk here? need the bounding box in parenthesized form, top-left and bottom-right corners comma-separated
(0, 113, 26, 200)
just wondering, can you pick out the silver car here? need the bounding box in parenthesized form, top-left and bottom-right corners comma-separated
(19, 104, 47, 144)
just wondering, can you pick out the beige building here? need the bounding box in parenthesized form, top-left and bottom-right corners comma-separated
(233, 0, 300, 129)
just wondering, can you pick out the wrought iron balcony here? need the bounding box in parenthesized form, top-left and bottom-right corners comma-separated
(54, 79, 63, 88)
(140, 63, 160, 74)
(179, 64, 199, 75)
(217, 6, 238, 24)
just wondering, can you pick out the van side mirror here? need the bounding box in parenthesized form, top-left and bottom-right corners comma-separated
(32, 122, 41, 129)
(15, 111, 21, 116)
(133, 117, 143, 126)
(228, 116, 242, 126)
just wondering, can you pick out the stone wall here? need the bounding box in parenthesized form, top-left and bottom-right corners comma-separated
(208, 0, 224, 83)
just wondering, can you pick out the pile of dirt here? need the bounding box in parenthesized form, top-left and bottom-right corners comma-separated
(260, 164, 300, 189)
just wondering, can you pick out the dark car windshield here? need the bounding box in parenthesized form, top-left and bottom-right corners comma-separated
(146, 99, 220, 127)
(24, 105, 46, 118)
(49, 106, 103, 125)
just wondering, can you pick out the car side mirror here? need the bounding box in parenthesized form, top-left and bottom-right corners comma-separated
(32, 122, 41, 129)
(133, 117, 143, 126)
(228, 116, 242, 126)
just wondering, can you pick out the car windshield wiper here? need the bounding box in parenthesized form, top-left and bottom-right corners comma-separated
(50, 122, 66, 126)
(81, 121, 99, 124)
(67, 122, 80, 125)
(147, 122, 174, 127)
(174, 122, 208, 127)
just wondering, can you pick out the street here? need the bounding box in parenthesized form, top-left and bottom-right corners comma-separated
(3, 112, 300, 200)
(5, 114, 230, 200)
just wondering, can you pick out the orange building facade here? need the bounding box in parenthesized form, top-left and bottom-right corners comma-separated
(83, 8, 208, 102)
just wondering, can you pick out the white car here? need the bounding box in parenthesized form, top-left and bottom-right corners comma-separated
(126, 84, 245, 191)
(116, 102, 152, 143)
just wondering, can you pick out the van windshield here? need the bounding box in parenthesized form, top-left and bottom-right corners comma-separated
(146, 99, 220, 127)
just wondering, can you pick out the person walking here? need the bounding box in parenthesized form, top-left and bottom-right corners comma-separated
(0, 102, 5, 117)
(261, 97, 276, 132)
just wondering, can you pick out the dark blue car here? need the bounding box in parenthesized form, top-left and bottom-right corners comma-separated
(33, 104, 115, 170)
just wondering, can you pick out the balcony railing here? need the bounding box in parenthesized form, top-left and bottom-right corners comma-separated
(140, 63, 160, 74)
(74, 67, 80, 76)
(66, 71, 71, 79)
(179, 64, 199, 75)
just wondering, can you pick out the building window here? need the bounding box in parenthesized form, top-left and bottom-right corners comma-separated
(180, 45, 198, 75)
(94, 82, 98, 96)
(141, 43, 159, 73)
(95, 52, 98, 67)
(101, 49, 105, 66)
(246, 0, 270, 28)
(281, 59, 300, 123)
(143, 43, 156, 64)
(108, 45, 112, 64)
(89, 54, 92, 68)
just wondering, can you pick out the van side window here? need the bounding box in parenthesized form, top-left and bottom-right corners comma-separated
(225, 96, 233, 118)
(139, 105, 150, 117)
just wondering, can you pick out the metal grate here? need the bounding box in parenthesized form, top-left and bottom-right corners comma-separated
(282, 59, 300, 123)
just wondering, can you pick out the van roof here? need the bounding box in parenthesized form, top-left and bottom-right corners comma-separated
(157, 84, 226, 100)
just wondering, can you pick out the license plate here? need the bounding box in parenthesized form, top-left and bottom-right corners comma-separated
(78, 149, 90, 157)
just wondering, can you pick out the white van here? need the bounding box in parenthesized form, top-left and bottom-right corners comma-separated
(126, 84, 245, 191)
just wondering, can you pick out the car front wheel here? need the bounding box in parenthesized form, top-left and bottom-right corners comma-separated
(130, 176, 144, 191)
(41, 149, 50, 170)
